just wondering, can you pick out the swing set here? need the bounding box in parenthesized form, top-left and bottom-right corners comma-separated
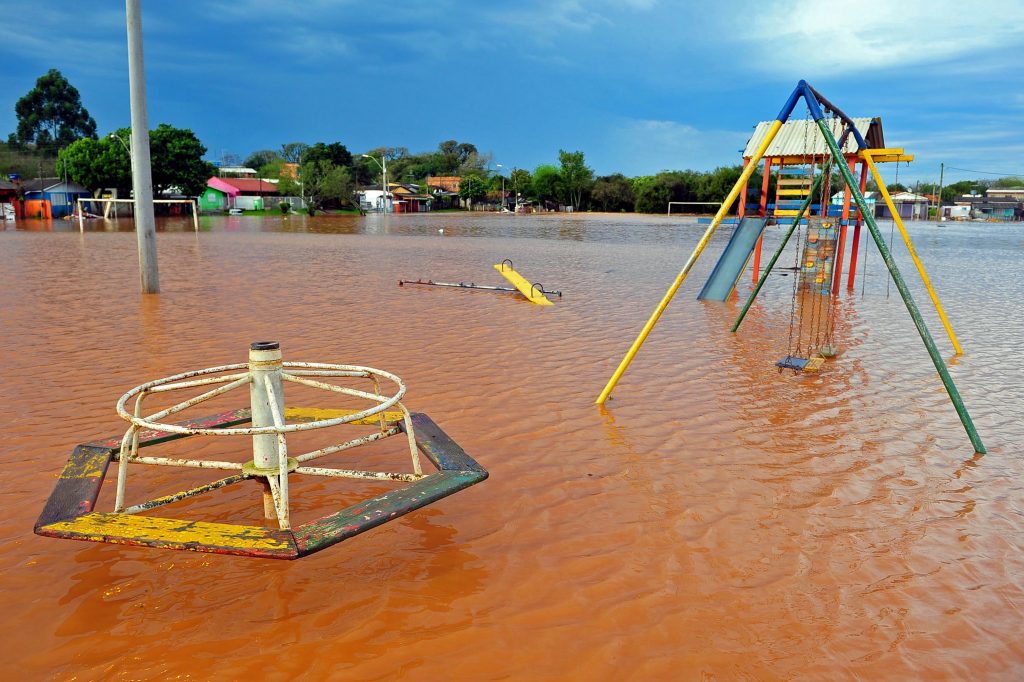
(596, 80, 986, 455)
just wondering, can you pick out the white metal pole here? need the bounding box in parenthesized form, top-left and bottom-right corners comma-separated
(77, 198, 84, 232)
(383, 155, 389, 213)
(125, 0, 159, 293)
(249, 341, 285, 520)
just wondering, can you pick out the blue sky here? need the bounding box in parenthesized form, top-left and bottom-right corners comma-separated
(2, 0, 1022, 184)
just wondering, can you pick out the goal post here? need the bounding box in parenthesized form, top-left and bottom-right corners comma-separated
(76, 197, 199, 233)
(667, 201, 721, 216)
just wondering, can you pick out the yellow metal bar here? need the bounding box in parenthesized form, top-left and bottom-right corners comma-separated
(776, 189, 811, 196)
(857, 148, 914, 163)
(284, 407, 404, 424)
(595, 119, 785, 404)
(862, 150, 963, 355)
(493, 263, 554, 306)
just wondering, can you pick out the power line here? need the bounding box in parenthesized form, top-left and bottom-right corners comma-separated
(944, 166, 1024, 177)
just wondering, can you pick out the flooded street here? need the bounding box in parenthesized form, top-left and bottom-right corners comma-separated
(2, 212, 1022, 678)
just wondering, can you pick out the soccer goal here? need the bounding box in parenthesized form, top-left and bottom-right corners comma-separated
(667, 201, 721, 216)
(75, 197, 199, 232)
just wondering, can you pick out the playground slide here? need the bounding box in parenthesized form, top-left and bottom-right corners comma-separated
(697, 217, 769, 301)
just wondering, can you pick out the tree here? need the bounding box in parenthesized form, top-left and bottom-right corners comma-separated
(9, 69, 97, 151)
(438, 140, 478, 173)
(591, 174, 635, 212)
(510, 168, 532, 203)
(531, 164, 561, 206)
(278, 142, 308, 164)
(148, 124, 216, 195)
(245, 149, 281, 169)
(557, 149, 594, 210)
(58, 136, 130, 195)
(458, 174, 487, 207)
(697, 166, 744, 204)
(58, 124, 213, 197)
(304, 142, 353, 169)
(301, 160, 354, 212)
(887, 182, 908, 193)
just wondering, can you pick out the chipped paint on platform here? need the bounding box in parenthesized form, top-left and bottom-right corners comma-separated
(39, 513, 297, 558)
(85, 408, 253, 449)
(284, 407, 403, 425)
(37, 410, 487, 559)
(60, 445, 115, 479)
(292, 471, 485, 555)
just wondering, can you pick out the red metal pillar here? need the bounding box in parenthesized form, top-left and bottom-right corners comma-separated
(846, 159, 869, 290)
(753, 157, 772, 283)
(832, 156, 855, 294)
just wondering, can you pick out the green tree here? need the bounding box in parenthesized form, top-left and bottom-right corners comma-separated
(531, 164, 561, 205)
(634, 173, 675, 213)
(944, 179, 985, 200)
(58, 124, 213, 196)
(510, 168, 532, 203)
(301, 160, 354, 212)
(245, 149, 281, 169)
(58, 136, 130, 194)
(148, 124, 215, 195)
(9, 69, 97, 151)
(458, 174, 487, 206)
(887, 182, 908, 193)
(697, 166, 744, 203)
(591, 173, 635, 212)
(279, 142, 309, 163)
(304, 142, 354, 169)
(438, 140, 478, 173)
(557, 149, 594, 209)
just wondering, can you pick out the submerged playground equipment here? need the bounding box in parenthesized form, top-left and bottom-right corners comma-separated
(35, 342, 487, 559)
(596, 80, 986, 454)
(400, 259, 560, 305)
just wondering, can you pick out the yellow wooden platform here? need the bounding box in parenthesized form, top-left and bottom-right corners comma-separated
(493, 263, 553, 306)
(40, 512, 297, 557)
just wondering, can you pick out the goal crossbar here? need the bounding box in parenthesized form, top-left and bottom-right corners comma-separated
(76, 197, 199, 232)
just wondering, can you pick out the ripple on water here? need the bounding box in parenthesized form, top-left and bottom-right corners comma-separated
(1, 215, 1022, 679)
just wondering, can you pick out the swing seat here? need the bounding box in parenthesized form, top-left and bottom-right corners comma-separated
(776, 355, 809, 371)
(776, 355, 826, 372)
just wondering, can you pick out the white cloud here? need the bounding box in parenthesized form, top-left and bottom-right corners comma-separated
(734, 0, 1024, 76)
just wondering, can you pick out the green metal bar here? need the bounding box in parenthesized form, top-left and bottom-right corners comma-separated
(815, 117, 986, 454)
(731, 170, 827, 333)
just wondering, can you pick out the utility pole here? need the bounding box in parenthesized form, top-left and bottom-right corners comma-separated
(936, 162, 945, 222)
(126, 0, 160, 293)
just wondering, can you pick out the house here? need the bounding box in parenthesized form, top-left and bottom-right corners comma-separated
(878, 191, 929, 220)
(829, 189, 876, 215)
(426, 176, 461, 192)
(954, 192, 1022, 221)
(200, 176, 279, 212)
(389, 184, 432, 213)
(358, 183, 431, 212)
(215, 166, 258, 177)
(426, 176, 461, 209)
(0, 179, 19, 221)
(986, 187, 1024, 200)
(21, 177, 92, 218)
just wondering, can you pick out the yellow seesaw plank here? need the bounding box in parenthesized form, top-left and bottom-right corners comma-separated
(493, 263, 554, 306)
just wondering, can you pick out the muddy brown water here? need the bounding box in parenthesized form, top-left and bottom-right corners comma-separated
(2, 213, 1022, 679)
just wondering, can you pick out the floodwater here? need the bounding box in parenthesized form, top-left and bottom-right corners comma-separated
(1, 212, 1022, 679)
